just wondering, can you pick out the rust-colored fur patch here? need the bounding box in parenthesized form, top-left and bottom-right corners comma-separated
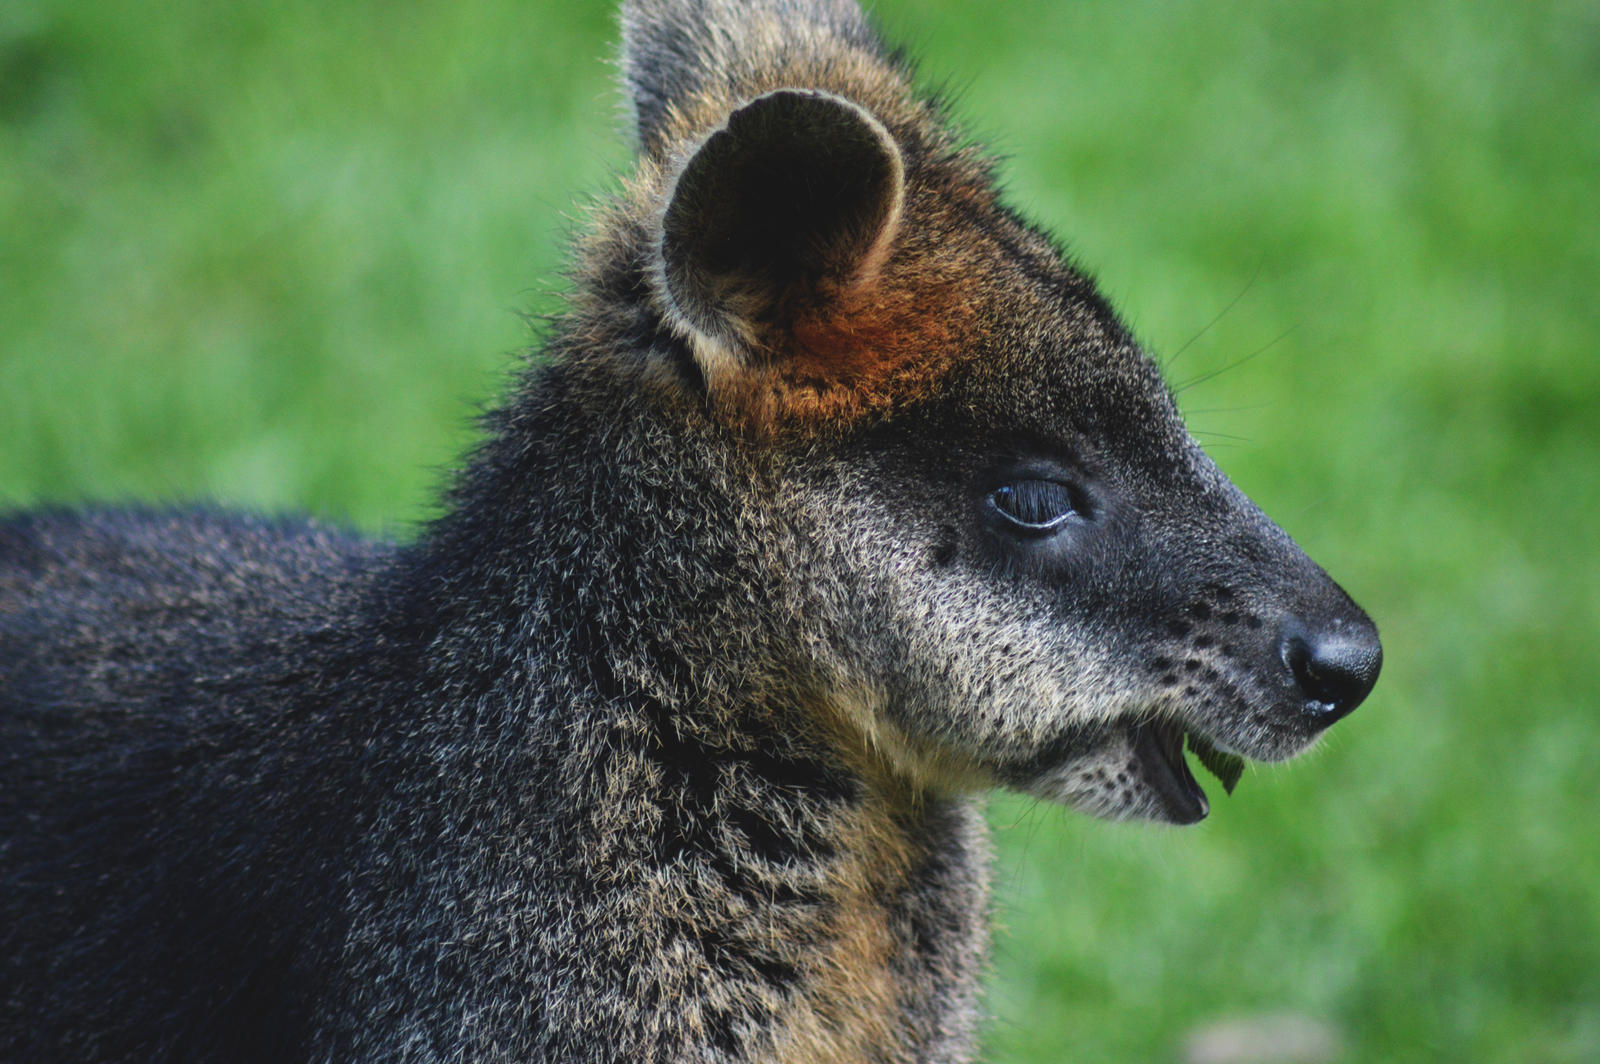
(705, 233, 992, 434)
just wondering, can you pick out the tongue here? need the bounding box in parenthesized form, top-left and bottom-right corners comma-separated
(1132, 720, 1209, 824)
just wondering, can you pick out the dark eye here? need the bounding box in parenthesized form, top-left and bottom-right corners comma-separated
(988, 479, 1084, 533)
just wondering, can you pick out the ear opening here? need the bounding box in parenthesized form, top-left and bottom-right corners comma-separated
(658, 89, 905, 360)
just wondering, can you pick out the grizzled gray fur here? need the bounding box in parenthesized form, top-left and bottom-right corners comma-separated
(0, 0, 1381, 1060)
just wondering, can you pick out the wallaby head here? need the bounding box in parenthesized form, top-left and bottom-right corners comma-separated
(542, 0, 1385, 825)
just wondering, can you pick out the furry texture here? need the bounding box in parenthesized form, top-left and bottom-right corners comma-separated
(1, 1, 1380, 1061)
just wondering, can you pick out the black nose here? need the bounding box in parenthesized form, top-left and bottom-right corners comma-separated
(1281, 618, 1382, 724)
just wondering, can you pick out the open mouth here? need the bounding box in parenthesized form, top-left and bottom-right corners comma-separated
(1130, 719, 1246, 825)
(1012, 712, 1255, 825)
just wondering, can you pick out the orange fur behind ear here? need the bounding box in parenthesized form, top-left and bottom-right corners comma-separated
(706, 247, 989, 433)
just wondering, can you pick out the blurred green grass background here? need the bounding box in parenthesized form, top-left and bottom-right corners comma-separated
(3, 0, 1597, 1060)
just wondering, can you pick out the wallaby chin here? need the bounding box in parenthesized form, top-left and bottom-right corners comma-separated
(1, 0, 1378, 1060)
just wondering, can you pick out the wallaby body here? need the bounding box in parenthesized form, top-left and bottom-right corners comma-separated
(1, 1, 1380, 1061)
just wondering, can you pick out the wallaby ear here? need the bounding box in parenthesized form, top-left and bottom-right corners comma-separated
(658, 88, 905, 377)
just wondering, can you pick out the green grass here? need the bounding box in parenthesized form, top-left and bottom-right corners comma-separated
(4, 0, 1597, 1060)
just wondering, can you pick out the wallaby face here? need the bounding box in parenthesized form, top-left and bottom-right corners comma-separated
(776, 357, 1378, 825)
(2, 0, 1381, 1059)
(625, 8, 1381, 824)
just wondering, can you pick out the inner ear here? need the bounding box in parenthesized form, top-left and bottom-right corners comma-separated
(660, 89, 905, 349)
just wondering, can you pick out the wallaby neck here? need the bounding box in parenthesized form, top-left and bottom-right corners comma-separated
(353, 529, 993, 1060)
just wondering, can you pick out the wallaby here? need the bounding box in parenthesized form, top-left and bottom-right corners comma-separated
(0, 0, 1382, 1060)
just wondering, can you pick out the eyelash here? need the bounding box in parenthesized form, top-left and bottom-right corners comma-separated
(988, 479, 1085, 533)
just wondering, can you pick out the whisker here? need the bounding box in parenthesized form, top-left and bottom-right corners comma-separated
(1173, 325, 1298, 394)
(1161, 259, 1265, 371)
(1182, 401, 1276, 416)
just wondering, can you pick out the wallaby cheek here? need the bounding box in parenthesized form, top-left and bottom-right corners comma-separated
(825, 547, 1140, 776)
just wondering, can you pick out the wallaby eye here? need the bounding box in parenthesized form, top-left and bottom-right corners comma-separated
(988, 479, 1083, 533)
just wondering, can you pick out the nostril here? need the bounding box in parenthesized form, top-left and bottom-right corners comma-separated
(1281, 623, 1382, 724)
